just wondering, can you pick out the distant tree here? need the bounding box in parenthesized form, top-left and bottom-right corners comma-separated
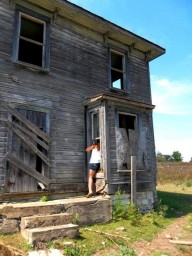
(189, 157, 192, 163)
(171, 151, 183, 162)
(156, 151, 166, 162)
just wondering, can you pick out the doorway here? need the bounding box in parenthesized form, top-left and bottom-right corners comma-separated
(6, 106, 50, 192)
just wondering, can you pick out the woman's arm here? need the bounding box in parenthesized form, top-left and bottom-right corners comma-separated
(86, 145, 94, 152)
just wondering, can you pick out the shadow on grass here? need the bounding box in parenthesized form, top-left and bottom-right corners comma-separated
(157, 190, 192, 218)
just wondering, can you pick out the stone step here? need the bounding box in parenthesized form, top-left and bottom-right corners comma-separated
(21, 223, 79, 244)
(20, 213, 74, 229)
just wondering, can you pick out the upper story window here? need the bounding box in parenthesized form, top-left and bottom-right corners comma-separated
(110, 50, 126, 90)
(12, 5, 50, 71)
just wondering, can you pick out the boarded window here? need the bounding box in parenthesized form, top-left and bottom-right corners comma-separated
(119, 114, 135, 130)
(116, 113, 137, 170)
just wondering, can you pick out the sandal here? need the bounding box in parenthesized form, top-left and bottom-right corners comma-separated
(86, 192, 93, 198)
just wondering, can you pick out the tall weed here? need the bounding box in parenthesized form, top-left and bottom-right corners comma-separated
(157, 163, 192, 185)
(112, 190, 141, 225)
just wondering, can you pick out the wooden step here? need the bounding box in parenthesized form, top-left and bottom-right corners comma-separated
(21, 223, 79, 244)
(20, 213, 74, 229)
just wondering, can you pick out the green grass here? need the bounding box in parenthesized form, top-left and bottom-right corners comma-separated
(152, 253, 171, 256)
(157, 190, 192, 218)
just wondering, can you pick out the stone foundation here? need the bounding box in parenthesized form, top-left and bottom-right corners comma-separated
(112, 191, 154, 213)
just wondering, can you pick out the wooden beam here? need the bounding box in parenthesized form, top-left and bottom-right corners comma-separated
(6, 105, 50, 143)
(9, 124, 50, 166)
(53, 7, 60, 23)
(169, 240, 192, 246)
(131, 156, 136, 204)
(129, 43, 135, 53)
(9, 0, 15, 8)
(12, 121, 49, 151)
(4, 153, 51, 186)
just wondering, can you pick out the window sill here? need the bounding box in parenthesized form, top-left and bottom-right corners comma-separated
(12, 61, 49, 74)
(110, 88, 130, 95)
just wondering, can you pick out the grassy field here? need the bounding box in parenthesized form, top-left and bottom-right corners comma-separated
(157, 162, 192, 187)
(0, 163, 192, 256)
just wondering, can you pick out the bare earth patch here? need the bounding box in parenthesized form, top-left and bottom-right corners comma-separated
(132, 216, 192, 256)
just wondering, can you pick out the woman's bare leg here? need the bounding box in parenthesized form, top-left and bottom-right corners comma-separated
(87, 169, 96, 196)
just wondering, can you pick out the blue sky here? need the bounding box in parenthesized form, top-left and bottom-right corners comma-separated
(69, 0, 192, 162)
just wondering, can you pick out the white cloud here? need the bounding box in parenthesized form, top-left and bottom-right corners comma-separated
(151, 76, 192, 115)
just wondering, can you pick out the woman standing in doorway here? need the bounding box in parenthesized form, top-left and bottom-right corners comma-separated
(86, 139, 100, 198)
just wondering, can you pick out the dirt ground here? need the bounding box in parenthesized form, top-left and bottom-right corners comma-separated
(131, 216, 192, 256)
(94, 215, 192, 256)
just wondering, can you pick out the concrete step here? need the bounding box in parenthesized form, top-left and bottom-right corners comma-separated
(21, 223, 79, 244)
(20, 213, 74, 229)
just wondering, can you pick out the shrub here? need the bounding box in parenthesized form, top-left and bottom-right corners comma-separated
(112, 190, 141, 225)
(40, 195, 49, 202)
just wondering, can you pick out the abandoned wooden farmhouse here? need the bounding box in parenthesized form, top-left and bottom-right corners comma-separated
(0, 0, 165, 210)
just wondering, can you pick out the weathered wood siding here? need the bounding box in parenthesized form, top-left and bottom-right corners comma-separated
(0, 0, 156, 194)
(106, 102, 156, 194)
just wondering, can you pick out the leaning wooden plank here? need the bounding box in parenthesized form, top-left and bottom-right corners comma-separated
(12, 121, 49, 151)
(0, 241, 26, 256)
(5, 105, 50, 143)
(4, 153, 51, 186)
(169, 240, 192, 246)
(10, 124, 50, 166)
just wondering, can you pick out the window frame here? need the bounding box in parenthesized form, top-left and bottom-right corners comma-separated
(109, 49, 128, 91)
(12, 5, 50, 72)
(118, 112, 137, 131)
(91, 111, 100, 140)
(116, 111, 138, 172)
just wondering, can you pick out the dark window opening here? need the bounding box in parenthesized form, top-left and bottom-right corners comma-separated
(111, 51, 123, 70)
(18, 15, 44, 67)
(119, 114, 135, 139)
(110, 51, 125, 90)
(12, 7, 50, 70)
(20, 16, 44, 42)
(36, 143, 43, 173)
(119, 114, 135, 130)
(18, 39, 43, 66)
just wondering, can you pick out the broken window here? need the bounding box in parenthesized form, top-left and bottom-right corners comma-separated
(119, 114, 135, 136)
(116, 113, 137, 170)
(110, 50, 126, 90)
(12, 6, 50, 70)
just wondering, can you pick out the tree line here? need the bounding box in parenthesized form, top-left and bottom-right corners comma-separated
(156, 151, 191, 162)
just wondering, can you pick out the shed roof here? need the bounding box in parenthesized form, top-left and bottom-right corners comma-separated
(83, 93, 155, 110)
(24, 0, 165, 61)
